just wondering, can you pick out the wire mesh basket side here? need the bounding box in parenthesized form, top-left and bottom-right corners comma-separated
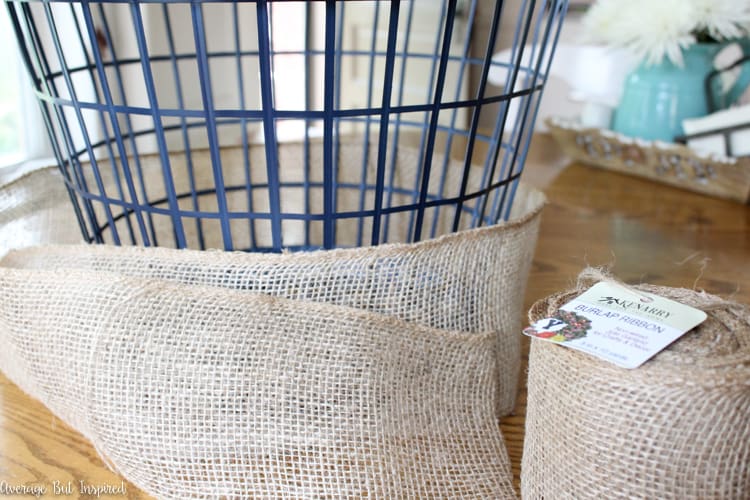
(6, 0, 568, 252)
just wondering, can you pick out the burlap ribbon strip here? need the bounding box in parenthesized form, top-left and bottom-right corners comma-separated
(0, 149, 545, 498)
(523, 269, 750, 499)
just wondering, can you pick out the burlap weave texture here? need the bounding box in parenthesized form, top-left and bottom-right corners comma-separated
(0, 266, 515, 498)
(522, 269, 750, 499)
(0, 144, 545, 498)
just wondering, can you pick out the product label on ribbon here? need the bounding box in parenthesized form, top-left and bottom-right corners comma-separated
(523, 281, 707, 369)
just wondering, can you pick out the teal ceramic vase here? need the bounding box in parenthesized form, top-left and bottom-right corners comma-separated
(613, 40, 750, 142)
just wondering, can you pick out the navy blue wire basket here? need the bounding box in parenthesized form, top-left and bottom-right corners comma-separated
(7, 0, 568, 252)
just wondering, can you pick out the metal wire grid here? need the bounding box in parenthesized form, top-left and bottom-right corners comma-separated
(6, 0, 568, 252)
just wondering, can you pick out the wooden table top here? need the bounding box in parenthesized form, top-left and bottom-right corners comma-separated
(1, 134, 747, 498)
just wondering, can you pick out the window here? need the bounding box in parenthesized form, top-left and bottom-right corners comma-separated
(0, 9, 51, 170)
(0, 10, 25, 167)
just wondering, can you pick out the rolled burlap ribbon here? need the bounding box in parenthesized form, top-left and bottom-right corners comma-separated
(0, 142, 545, 498)
(522, 269, 750, 499)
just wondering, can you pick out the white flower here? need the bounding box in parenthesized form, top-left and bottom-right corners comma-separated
(582, 0, 750, 67)
(693, 0, 750, 40)
(581, 0, 621, 43)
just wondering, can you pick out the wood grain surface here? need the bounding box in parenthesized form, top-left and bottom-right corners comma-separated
(0, 134, 747, 498)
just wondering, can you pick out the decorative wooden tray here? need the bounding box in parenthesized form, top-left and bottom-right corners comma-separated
(546, 117, 750, 203)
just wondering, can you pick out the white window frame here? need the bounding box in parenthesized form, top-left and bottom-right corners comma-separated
(2, 8, 55, 181)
